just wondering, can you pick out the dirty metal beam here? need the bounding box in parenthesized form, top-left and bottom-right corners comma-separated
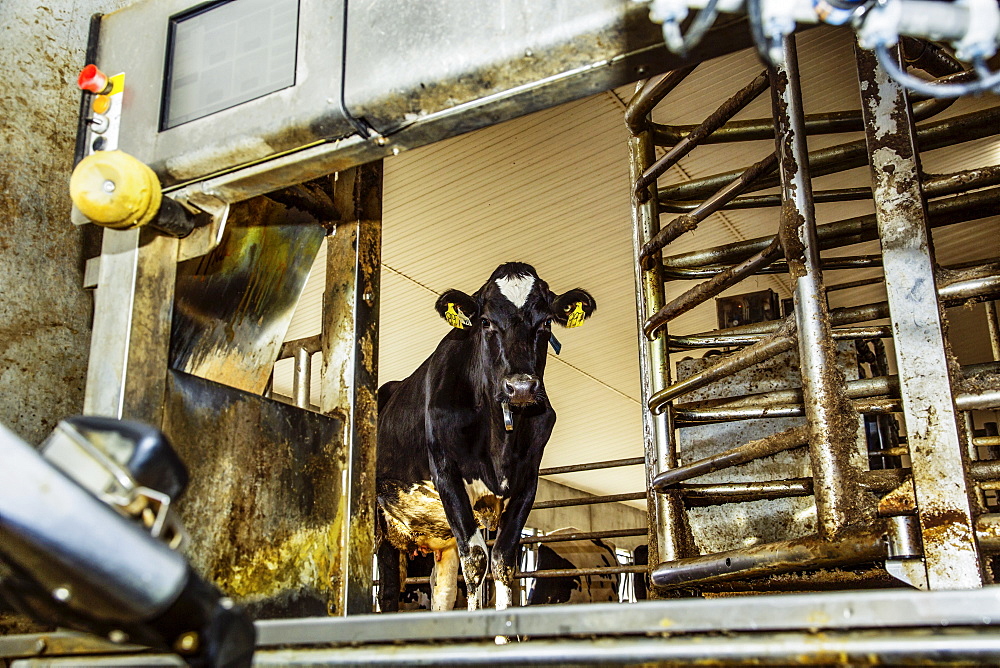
(771, 35, 864, 541)
(83, 228, 177, 426)
(856, 43, 982, 590)
(651, 525, 888, 590)
(629, 117, 688, 571)
(319, 162, 383, 614)
(988, 301, 1000, 361)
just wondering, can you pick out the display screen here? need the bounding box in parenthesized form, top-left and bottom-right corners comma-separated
(162, 0, 299, 129)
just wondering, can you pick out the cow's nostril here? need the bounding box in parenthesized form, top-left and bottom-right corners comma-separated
(503, 380, 515, 396)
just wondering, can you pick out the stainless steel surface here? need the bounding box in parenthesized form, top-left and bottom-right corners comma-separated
(94, 0, 354, 186)
(856, 43, 983, 590)
(83, 228, 178, 426)
(318, 163, 383, 614)
(772, 34, 863, 540)
(255, 587, 1000, 646)
(169, 197, 325, 395)
(292, 347, 311, 409)
(248, 629, 1000, 666)
(161, 371, 345, 618)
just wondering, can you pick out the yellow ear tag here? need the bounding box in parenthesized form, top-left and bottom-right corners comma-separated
(445, 303, 472, 329)
(565, 301, 586, 328)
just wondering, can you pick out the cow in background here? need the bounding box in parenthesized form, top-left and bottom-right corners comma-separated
(376, 262, 595, 612)
(527, 529, 620, 605)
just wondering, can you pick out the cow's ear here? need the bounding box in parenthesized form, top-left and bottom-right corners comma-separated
(435, 290, 479, 329)
(552, 289, 596, 328)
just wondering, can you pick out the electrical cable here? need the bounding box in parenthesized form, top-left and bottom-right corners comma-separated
(873, 43, 1000, 98)
(746, 0, 776, 68)
(677, 0, 721, 55)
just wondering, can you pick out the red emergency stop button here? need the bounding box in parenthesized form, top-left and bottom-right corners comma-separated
(78, 64, 111, 94)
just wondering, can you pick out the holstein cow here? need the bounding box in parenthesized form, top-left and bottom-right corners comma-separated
(376, 262, 595, 612)
(527, 529, 620, 605)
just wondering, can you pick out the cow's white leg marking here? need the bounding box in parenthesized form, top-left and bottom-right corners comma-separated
(431, 545, 460, 611)
(464, 478, 492, 505)
(495, 275, 535, 308)
(494, 573, 513, 644)
(494, 579, 513, 611)
(465, 531, 489, 611)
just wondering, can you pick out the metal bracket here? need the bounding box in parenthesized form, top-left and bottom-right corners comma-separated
(176, 193, 230, 263)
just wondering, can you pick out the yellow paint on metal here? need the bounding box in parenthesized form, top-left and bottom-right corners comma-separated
(108, 73, 125, 96)
(70, 150, 162, 229)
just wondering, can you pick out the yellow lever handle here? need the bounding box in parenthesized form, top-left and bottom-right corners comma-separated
(70, 150, 162, 230)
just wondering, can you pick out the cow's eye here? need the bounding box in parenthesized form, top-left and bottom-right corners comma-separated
(480, 318, 492, 329)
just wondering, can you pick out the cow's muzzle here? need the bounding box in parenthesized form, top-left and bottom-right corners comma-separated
(502, 374, 541, 406)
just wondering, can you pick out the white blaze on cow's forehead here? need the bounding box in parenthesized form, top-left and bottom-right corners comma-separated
(495, 274, 535, 308)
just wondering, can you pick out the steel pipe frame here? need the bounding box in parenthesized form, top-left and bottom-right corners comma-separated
(658, 163, 1000, 216)
(649, 320, 797, 413)
(677, 361, 1000, 414)
(633, 69, 770, 202)
(661, 254, 883, 280)
(654, 106, 1000, 205)
(629, 98, 689, 570)
(660, 184, 1000, 272)
(639, 154, 779, 271)
(651, 523, 891, 590)
(856, 43, 983, 589)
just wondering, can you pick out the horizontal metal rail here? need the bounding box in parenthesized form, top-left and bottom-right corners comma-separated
(538, 456, 645, 476)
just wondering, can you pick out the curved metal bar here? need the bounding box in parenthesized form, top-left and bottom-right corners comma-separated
(679, 479, 814, 506)
(624, 65, 699, 136)
(660, 187, 872, 213)
(660, 255, 883, 280)
(668, 325, 891, 351)
(658, 165, 1000, 215)
(644, 238, 782, 338)
(640, 153, 779, 269)
(650, 525, 889, 590)
(634, 70, 770, 202)
(648, 320, 797, 414)
(652, 425, 809, 490)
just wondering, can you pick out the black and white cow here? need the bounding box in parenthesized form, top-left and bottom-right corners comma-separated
(375, 262, 595, 612)
(527, 530, 620, 605)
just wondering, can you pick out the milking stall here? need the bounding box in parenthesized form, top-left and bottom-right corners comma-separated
(1, 0, 999, 665)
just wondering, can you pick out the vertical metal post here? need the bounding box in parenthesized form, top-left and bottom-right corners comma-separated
(629, 116, 687, 572)
(770, 35, 864, 540)
(320, 162, 383, 614)
(986, 301, 1000, 362)
(293, 347, 311, 409)
(84, 227, 178, 426)
(855, 43, 983, 589)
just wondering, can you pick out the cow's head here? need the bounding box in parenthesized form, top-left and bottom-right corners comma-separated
(435, 263, 595, 411)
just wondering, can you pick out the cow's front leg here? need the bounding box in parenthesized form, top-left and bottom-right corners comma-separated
(431, 460, 489, 609)
(492, 478, 539, 612)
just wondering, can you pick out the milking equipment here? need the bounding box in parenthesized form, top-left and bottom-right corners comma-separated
(0, 417, 255, 666)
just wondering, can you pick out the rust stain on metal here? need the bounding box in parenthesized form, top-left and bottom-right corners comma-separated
(778, 201, 807, 278)
(877, 477, 917, 516)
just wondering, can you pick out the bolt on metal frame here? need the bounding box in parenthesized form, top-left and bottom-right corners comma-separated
(628, 35, 1000, 593)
